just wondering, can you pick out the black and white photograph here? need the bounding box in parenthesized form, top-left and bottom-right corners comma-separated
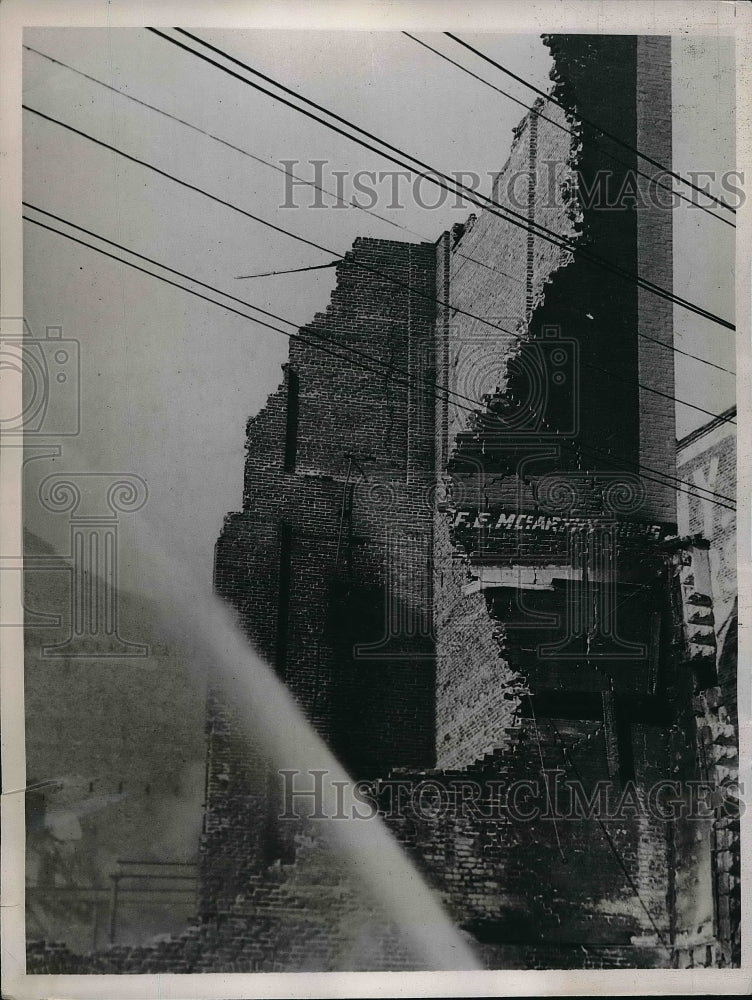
(1, 1, 749, 995)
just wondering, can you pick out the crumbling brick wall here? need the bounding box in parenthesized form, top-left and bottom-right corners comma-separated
(433, 33, 677, 773)
(421, 33, 731, 969)
(214, 237, 438, 780)
(433, 512, 522, 768)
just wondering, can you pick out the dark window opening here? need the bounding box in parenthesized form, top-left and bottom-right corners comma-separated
(283, 369, 299, 473)
(275, 521, 293, 678)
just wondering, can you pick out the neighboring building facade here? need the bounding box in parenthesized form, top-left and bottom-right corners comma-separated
(675, 408, 739, 956)
(676, 406, 737, 685)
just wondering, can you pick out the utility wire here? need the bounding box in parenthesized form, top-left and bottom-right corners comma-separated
(466, 390, 737, 509)
(23, 104, 329, 255)
(446, 32, 736, 216)
(23, 43, 418, 241)
(403, 32, 734, 230)
(21, 205, 475, 414)
(521, 408, 737, 508)
(157, 27, 735, 334)
(22, 43, 524, 288)
(235, 261, 340, 279)
(23, 206, 736, 512)
(24, 101, 739, 495)
(334, 457, 353, 567)
(24, 102, 735, 428)
(24, 113, 737, 510)
(23, 214, 494, 424)
(553, 432, 738, 506)
(528, 697, 566, 862)
(547, 717, 672, 954)
(160, 30, 734, 372)
(473, 389, 737, 507)
(26, 45, 731, 376)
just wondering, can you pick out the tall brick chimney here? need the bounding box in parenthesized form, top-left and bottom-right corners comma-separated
(636, 35, 676, 523)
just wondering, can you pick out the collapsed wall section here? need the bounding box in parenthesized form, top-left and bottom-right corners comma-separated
(213, 235, 438, 784)
(375, 715, 673, 958)
(432, 512, 522, 769)
(204, 236, 441, 931)
(432, 98, 578, 771)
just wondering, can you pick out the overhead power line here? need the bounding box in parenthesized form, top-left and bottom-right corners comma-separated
(532, 413, 737, 507)
(21, 205, 484, 414)
(23, 44, 422, 241)
(153, 27, 735, 334)
(22, 43, 525, 289)
(403, 32, 734, 230)
(24, 104, 328, 255)
(445, 32, 736, 216)
(29, 43, 733, 377)
(235, 261, 340, 279)
(23, 206, 735, 512)
(24, 102, 736, 430)
(26, 43, 732, 377)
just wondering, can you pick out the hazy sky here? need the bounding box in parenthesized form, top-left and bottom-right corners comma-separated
(22, 29, 736, 582)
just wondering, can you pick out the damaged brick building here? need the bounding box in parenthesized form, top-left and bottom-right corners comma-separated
(203, 33, 739, 970)
(26, 33, 740, 974)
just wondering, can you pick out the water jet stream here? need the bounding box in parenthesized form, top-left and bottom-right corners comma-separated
(115, 513, 481, 972)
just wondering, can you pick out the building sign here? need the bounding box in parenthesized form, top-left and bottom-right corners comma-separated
(448, 507, 674, 540)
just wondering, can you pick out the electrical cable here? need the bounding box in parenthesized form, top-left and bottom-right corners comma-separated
(147, 28, 735, 334)
(23, 103, 736, 427)
(403, 32, 734, 229)
(26, 44, 732, 376)
(446, 32, 735, 216)
(547, 716, 672, 953)
(23, 206, 736, 512)
(21, 44, 524, 287)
